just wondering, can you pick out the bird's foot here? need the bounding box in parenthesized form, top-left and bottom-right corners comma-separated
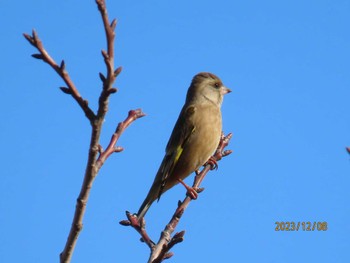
(205, 156, 218, 170)
(177, 179, 198, 200)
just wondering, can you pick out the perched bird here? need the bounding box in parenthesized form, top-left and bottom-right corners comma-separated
(137, 72, 231, 220)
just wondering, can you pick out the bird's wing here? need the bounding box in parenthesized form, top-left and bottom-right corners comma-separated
(157, 105, 196, 199)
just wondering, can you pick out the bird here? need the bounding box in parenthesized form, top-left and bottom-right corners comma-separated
(137, 72, 231, 221)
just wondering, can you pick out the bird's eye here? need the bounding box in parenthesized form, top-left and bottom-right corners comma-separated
(214, 83, 220, 89)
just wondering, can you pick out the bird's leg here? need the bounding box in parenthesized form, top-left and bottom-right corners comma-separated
(205, 156, 218, 170)
(177, 179, 198, 200)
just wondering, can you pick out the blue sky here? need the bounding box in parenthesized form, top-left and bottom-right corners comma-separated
(1, 0, 350, 262)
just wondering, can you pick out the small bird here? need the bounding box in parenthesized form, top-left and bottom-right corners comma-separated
(137, 72, 231, 220)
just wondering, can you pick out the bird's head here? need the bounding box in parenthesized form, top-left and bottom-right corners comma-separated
(186, 72, 231, 106)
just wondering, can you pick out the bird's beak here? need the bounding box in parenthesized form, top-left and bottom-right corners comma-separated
(221, 86, 232, 95)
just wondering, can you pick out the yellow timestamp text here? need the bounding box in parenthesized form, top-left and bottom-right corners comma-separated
(275, 221, 328, 231)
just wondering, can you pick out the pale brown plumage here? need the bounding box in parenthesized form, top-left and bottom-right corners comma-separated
(137, 72, 231, 220)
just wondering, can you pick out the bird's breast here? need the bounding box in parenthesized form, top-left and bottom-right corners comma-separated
(177, 103, 222, 177)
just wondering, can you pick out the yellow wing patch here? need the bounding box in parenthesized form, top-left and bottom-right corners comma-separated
(157, 126, 196, 200)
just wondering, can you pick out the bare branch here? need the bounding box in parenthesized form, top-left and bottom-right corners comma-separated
(96, 109, 146, 168)
(96, 0, 119, 121)
(23, 31, 96, 122)
(24, 1, 144, 262)
(58, 0, 144, 259)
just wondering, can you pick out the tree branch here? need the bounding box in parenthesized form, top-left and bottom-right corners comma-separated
(23, 31, 96, 122)
(121, 132, 233, 262)
(24, 1, 145, 262)
(60, 109, 144, 263)
(95, 0, 120, 120)
(96, 109, 146, 168)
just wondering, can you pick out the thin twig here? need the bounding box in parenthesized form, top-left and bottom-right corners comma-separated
(23, 31, 95, 122)
(24, 1, 145, 262)
(95, 0, 120, 119)
(96, 109, 146, 168)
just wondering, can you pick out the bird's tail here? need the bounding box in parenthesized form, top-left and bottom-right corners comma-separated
(137, 198, 152, 222)
(137, 156, 169, 221)
(137, 175, 161, 221)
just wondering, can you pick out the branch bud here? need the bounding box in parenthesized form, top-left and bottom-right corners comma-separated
(223, 150, 233, 157)
(114, 146, 123, 152)
(108, 87, 118, 94)
(173, 230, 185, 240)
(196, 187, 205, 193)
(101, 50, 109, 60)
(99, 72, 106, 82)
(32, 54, 43, 60)
(114, 66, 122, 77)
(60, 87, 72, 94)
(60, 60, 66, 71)
(119, 220, 131, 226)
(32, 29, 38, 41)
(164, 252, 174, 260)
(23, 33, 35, 46)
(110, 19, 117, 31)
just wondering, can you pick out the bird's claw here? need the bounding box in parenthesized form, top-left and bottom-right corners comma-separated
(178, 179, 199, 200)
(186, 187, 198, 200)
(206, 156, 218, 170)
